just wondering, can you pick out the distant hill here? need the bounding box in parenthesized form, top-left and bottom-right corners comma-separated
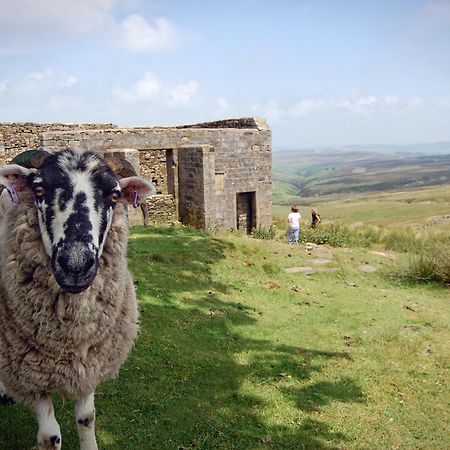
(273, 144, 450, 199)
(276, 141, 450, 155)
(340, 141, 450, 155)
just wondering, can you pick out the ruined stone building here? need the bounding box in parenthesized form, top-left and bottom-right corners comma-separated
(0, 118, 272, 232)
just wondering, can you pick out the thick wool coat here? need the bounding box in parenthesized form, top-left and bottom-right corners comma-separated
(0, 192, 138, 405)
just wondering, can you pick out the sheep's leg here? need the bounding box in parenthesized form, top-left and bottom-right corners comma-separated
(0, 379, 14, 405)
(33, 396, 62, 450)
(75, 392, 98, 450)
(140, 202, 149, 227)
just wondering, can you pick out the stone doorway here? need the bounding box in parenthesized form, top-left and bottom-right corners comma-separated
(236, 192, 256, 234)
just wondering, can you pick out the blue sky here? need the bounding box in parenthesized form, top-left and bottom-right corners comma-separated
(0, 0, 449, 149)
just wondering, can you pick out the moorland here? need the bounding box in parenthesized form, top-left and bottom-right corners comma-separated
(273, 144, 450, 197)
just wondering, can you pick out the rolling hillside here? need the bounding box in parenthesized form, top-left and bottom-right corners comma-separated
(273, 147, 450, 198)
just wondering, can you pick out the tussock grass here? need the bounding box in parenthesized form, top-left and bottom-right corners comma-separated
(382, 228, 419, 253)
(394, 238, 450, 284)
(250, 225, 277, 240)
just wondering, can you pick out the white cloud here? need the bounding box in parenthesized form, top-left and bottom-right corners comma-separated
(383, 95, 399, 105)
(216, 97, 229, 111)
(0, 2, 184, 56)
(169, 81, 199, 105)
(62, 76, 78, 88)
(0, 82, 6, 94)
(407, 97, 423, 109)
(22, 70, 79, 90)
(120, 15, 180, 52)
(419, 0, 450, 26)
(113, 72, 160, 103)
(336, 95, 378, 112)
(289, 99, 324, 117)
(26, 70, 54, 81)
(357, 96, 378, 107)
(0, 0, 116, 36)
(252, 101, 283, 122)
(434, 96, 450, 108)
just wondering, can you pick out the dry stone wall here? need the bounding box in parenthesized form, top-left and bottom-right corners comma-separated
(0, 123, 116, 162)
(147, 195, 177, 224)
(139, 149, 168, 194)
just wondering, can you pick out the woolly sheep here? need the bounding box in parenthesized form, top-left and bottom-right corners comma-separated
(0, 149, 155, 450)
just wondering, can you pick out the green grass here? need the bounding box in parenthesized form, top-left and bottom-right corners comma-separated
(1, 225, 449, 449)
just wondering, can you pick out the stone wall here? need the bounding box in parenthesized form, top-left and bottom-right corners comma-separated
(139, 149, 168, 194)
(177, 117, 263, 129)
(178, 148, 203, 228)
(0, 122, 116, 162)
(147, 195, 177, 224)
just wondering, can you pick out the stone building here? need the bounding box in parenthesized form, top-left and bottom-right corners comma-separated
(0, 118, 272, 232)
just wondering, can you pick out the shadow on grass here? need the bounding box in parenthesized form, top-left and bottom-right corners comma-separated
(0, 226, 364, 450)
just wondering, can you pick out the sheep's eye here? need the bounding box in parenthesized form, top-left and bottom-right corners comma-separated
(110, 191, 121, 203)
(34, 186, 45, 197)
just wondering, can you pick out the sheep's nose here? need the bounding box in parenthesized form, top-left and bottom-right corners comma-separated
(53, 241, 99, 294)
(58, 242, 95, 275)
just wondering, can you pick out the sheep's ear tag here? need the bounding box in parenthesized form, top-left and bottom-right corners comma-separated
(0, 164, 36, 204)
(119, 176, 155, 206)
(7, 184, 20, 204)
(132, 188, 140, 209)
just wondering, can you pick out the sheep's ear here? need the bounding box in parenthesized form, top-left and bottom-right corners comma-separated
(0, 164, 36, 188)
(0, 164, 36, 204)
(118, 176, 156, 208)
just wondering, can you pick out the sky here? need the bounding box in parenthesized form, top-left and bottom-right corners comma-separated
(0, 0, 449, 149)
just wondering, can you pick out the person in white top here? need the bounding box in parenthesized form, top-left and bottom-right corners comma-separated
(287, 205, 301, 244)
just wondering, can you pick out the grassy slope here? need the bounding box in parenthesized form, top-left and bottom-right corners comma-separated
(273, 184, 450, 232)
(1, 226, 448, 450)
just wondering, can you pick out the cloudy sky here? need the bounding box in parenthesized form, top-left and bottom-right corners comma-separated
(0, 0, 449, 149)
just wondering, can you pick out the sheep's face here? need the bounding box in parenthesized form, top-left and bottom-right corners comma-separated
(31, 150, 121, 294)
(0, 149, 154, 294)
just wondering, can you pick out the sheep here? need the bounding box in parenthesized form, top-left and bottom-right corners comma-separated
(0, 149, 155, 450)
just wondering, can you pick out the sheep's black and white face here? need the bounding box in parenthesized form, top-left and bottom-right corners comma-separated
(32, 150, 121, 293)
(0, 149, 154, 294)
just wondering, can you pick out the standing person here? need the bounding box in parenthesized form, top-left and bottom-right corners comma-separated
(311, 208, 321, 228)
(287, 206, 301, 244)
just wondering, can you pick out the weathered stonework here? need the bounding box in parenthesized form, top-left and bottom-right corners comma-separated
(139, 149, 168, 194)
(0, 123, 116, 161)
(0, 118, 272, 231)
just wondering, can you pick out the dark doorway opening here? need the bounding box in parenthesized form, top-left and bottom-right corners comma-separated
(236, 192, 256, 234)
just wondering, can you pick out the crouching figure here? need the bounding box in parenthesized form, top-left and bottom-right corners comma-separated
(0, 149, 155, 450)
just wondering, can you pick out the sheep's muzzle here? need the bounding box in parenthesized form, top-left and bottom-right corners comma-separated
(52, 241, 99, 294)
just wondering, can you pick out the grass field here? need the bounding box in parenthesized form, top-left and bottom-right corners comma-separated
(1, 224, 448, 449)
(273, 184, 450, 232)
